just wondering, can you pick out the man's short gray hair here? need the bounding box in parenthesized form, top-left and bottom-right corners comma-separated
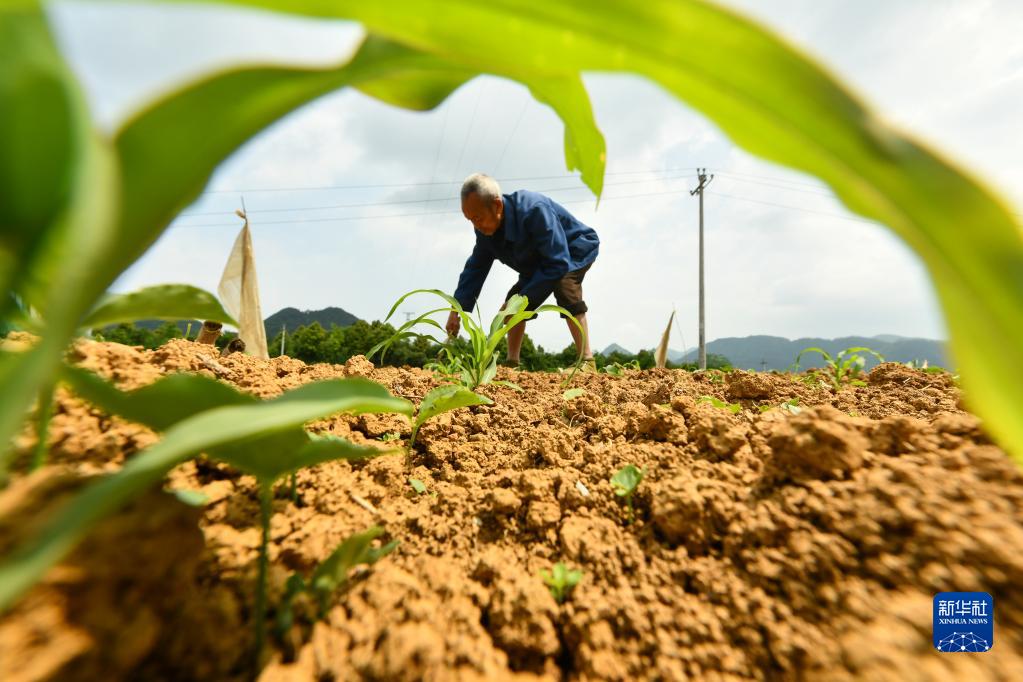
(461, 173, 502, 202)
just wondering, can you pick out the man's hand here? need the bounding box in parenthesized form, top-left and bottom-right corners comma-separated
(446, 310, 460, 337)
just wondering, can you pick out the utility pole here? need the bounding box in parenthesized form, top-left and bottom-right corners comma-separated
(690, 168, 714, 370)
(403, 311, 414, 323)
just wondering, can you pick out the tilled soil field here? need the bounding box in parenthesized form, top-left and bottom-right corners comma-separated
(1, 338, 1022, 681)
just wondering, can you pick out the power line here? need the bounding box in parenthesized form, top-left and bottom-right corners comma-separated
(708, 168, 830, 190)
(178, 173, 693, 218)
(491, 97, 530, 177)
(706, 190, 879, 224)
(196, 166, 701, 195)
(713, 173, 835, 198)
(173, 186, 695, 229)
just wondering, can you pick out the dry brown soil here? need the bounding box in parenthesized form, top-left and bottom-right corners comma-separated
(1, 338, 1022, 681)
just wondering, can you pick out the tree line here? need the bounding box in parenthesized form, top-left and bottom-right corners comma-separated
(91, 320, 732, 372)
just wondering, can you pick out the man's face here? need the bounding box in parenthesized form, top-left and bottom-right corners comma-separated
(462, 192, 503, 236)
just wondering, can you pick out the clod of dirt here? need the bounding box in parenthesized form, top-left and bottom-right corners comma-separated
(3, 339, 1022, 681)
(727, 370, 777, 399)
(764, 406, 869, 481)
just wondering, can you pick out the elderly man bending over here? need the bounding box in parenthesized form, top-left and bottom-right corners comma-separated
(447, 173, 600, 368)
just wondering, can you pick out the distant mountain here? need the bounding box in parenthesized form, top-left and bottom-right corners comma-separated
(125, 306, 361, 339)
(130, 318, 201, 334)
(676, 334, 950, 371)
(666, 348, 691, 363)
(601, 342, 633, 356)
(264, 307, 360, 336)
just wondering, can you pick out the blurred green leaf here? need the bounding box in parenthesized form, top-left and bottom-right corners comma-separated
(0, 4, 119, 479)
(61, 364, 255, 431)
(562, 388, 586, 401)
(0, 378, 411, 612)
(82, 284, 237, 329)
(170, 489, 209, 506)
(610, 464, 645, 497)
(412, 384, 492, 443)
(0, 3, 75, 297)
(310, 526, 398, 612)
(228, 433, 391, 484)
(408, 477, 427, 494)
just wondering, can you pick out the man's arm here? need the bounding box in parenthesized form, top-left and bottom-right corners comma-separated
(453, 239, 495, 313)
(518, 205, 570, 307)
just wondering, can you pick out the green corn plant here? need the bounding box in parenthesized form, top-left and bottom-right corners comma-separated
(540, 562, 582, 604)
(370, 291, 584, 390)
(275, 526, 397, 637)
(610, 464, 646, 524)
(423, 345, 465, 383)
(795, 346, 886, 390)
(697, 395, 742, 414)
(410, 384, 492, 446)
(0, 366, 412, 666)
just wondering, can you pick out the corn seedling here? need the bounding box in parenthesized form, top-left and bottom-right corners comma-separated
(561, 387, 586, 423)
(697, 395, 742, 414)
(611, 464, 646, 524)
(275, 526, 397, 637)
(0, 365, 412, 668)
(370, 291, 585, 390)
(540, 562, 582, 604)
(757, 398, 802, 415)
(410, 384, 493, 446)
(795, 346, 885, 391)
(602, 359, 640, 376)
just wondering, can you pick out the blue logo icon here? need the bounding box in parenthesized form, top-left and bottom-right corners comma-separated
(933, 592, 993, 652)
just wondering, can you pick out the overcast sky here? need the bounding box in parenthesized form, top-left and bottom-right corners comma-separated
(49, 1, 1023, 354)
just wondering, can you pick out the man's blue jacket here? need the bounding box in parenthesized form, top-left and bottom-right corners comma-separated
(453, 190, 599, 311)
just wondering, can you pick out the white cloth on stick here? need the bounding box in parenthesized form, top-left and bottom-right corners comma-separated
(218, 221, 269, 359)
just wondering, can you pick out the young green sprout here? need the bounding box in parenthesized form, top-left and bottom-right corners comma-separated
(540, 562, 582, 604)
(610, 464, 646, 524)
(370, 290, 585, 390)
(562, 388, 586, 401)
(697, 395, 742, 414)
(757, 398, 801, 414)
(408, 477, 427, 494)
(794, 346, 885, 390)
(275, 526, 397, 637)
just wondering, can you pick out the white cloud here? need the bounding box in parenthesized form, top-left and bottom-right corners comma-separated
(51, 1, 1020, 355)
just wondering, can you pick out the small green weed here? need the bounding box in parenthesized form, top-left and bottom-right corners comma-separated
(610, 464, 646, 524)
(540, 562, 582, 604)
(757, 398, 801, 415)
(697, 395, 742, 414)
(275, 527, 396, 636)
